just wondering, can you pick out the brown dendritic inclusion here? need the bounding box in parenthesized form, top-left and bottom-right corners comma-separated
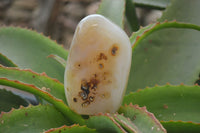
(78, 76, 99, 107)
(97, 53, 107, 61)
(72, 44, 120, 108)
(111, 45, 118, 56)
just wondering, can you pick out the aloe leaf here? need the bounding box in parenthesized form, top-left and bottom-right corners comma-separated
(0, 65, 67, 104)
(47, 54, 66, 68)
(97, 0, 125, 28)
(128, 21, 200, 93)
(123, 84, 200, 123)
(0, 104, 70, 133)
(0, 53, 17, 67)
(125, 0, 139, 32)
(134, 0, 170, 10)
(0, 89, 28, 112)
(127, 0, 200, 92)
(44, 125, 97, 133)
(87, 110, 166, 133)
(113, 114, 138, 132)
(0, 27, 68, 83)
(86, 114, 126, 133)
(118, 104, 166, 133)
(0, 78, 85, 125)
(161, 121, 200, 133)
(130, 22, 200, 48)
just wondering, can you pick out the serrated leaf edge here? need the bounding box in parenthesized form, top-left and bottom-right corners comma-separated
(44, 124, 93, 133)
(130, 21, 200, 51)
(0, 78, 85, 125)
(129, 83, 200, 95)
(161, 120, 200, 125)
(124, 104, 167, 132)
(0, 64, 62, 84)
(0, 26, 68, 48)
(0, 104, 33, 118)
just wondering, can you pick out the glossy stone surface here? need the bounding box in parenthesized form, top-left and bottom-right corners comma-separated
(64, 14, 132, 115)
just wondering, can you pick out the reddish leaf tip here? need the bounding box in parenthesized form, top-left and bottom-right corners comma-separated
(47, 54, 55, 58)
(44, 124, 82, 133)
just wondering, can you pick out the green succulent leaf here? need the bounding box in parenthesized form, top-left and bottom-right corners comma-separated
(113, 114, 139, 132)
(127, 0, 200, 92)
(128, 21, 200, 93)
(161, 121, 200, 133)
(86, 114, 126, 133)
(0, 27, 68, 83)
(123, 84, 200, 123)
(97, 0, 125, 28)
(47, 54, 66, 68)
(0, 104, 69, 133)
(0, 78, 85, 125)
(130, 21, 200, 48)
(134, 0, 170, 10)
(118, 104, 166, 133)
(0, 53, 17, 67)
(0, 89, 28, 112)
(87, 105, 166, 133)
(0, 65, 67, 104)
(44, 125, 97, 133)
(125, 0, 139, 32)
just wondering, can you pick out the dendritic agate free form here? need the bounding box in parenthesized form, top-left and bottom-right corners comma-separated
(64, 14, 132, 115)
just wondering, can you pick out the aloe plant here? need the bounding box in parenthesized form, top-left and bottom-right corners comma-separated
(1, 0, 200, 132)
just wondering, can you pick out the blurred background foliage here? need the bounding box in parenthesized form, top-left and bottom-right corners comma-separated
(0, 0, 162, 49)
